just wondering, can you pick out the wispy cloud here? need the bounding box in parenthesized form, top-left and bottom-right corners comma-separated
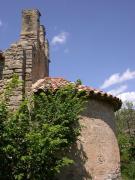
(108, 85, 127, 96)
(100, 69, 135, 89)
(51, 32, 69, 46)
(118, 92, 135, 106)
(0, 20, 3, 27)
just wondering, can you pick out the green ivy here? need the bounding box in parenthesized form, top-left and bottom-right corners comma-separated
(0, 75, 86, 180)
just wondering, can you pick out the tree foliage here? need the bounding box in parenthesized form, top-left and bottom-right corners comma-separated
(115, 102, 135, 179)
(0, 75, 86, 180)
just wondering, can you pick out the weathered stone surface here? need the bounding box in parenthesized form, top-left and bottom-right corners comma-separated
(3, 70, 13, 75)
(1, 9, 49, 107)
(57, 99, 121, 180)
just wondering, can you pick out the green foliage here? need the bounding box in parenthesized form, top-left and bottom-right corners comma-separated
(3, 73, 22, 101)
(75, 79, 82, 85)
(115, 102, 135, 179)
(0, 76, 86, 179)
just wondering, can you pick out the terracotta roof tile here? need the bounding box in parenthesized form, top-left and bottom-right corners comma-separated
(32, 77, 122, 111)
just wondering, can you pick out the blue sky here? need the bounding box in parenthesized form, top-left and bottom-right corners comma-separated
(0, 0, 135, 104)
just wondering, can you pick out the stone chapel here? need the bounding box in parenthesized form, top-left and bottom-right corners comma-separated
(0, 9, 122, 180)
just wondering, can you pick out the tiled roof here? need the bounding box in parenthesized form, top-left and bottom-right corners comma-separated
(32, 77, 122, 111)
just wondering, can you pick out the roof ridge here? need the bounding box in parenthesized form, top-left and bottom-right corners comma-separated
(32, 77, 122, 111)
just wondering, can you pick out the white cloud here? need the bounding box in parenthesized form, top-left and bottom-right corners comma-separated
(100, 69, 135, 89)
(118, 92, 135, 106)
(0, 20, 3, 27)
(108, 85, 127, 96)
(51, 32, 69, 46)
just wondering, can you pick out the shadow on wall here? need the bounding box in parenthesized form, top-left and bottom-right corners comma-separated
(55, 142, 92, 180)
(0, 59, 5, 80)
(82, 99, 116, 133)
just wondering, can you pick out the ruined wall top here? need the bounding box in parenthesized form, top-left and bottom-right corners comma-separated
(1, 9, 50, 100)
(20, 9, 44, 42)
(21, 9, 40, 33)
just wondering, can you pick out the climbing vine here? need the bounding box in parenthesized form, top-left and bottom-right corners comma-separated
(0, 75, 86, 180)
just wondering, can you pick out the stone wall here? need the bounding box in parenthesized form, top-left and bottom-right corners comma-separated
(0, 59, 4, 80)
(0, 9, 50, 108)
(57, 99, 121, 180)
(2, 44, 25, 109)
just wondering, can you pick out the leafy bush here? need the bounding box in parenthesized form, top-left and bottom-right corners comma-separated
(0, 75, 86, 179)
(115, 102, 135, 179)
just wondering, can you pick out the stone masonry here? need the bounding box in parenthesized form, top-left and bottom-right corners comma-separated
(0, 9, 122, 179)
(56, 99, 121, 180)
(0, 9, 49, 109)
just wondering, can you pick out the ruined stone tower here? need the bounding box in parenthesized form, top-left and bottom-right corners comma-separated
(0, 9, 49, 109)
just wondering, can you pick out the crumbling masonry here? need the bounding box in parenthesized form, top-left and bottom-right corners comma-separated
(0, 9, 49, 109)
(0, 9, 122, 180)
